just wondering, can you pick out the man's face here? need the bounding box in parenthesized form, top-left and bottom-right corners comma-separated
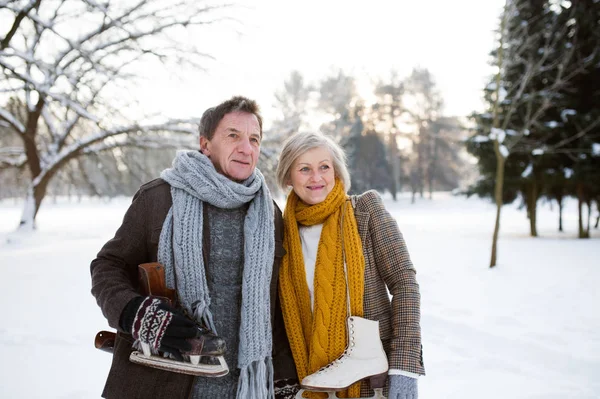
(200, 111, 261, 182)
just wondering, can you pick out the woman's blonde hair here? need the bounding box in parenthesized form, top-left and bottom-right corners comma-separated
(276, 131, 351, 192)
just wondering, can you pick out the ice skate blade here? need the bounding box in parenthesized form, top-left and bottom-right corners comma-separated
(130, 351, 229, 377)
(295, 388, 386, 399)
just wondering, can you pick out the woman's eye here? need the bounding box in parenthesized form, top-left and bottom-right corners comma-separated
(321, 165, 330, 170)
(300, 167, 310, 172)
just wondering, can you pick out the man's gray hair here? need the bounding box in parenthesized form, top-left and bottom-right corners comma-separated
(276, 131, 351, 192)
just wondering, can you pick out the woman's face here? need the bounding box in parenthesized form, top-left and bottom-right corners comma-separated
(289, 146, 336, 205)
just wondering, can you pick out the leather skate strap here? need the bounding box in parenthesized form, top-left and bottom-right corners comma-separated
(138, 262, 176, 303)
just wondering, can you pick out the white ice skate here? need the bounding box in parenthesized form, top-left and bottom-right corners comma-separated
(295, 316, 388, 399)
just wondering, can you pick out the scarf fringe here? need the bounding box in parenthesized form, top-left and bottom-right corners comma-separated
(193, 301, 217, 333)
(236, 357, 274, 399)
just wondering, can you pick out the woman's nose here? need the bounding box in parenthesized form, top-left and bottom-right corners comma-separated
(309, 170, 322, 181)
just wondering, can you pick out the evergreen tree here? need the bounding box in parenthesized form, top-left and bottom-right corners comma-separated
(548, 0, 600, 238)
(343, 115, 393, 195)
(467, 0, 589, 253)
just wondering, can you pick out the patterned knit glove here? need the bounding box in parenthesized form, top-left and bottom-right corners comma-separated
(388, 375, 418, 399)
(120, 296, 197, 359)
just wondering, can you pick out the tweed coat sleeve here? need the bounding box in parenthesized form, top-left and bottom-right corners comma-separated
(355, 191, 425, 375)
(90, 187, 150, 331)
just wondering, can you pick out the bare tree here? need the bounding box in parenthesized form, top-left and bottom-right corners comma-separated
(271, 70, 313, 135)
(402, 67, 444, 201)
(0, 0, 230, 229)
(318, 70, 359, 140)
(373, 71, 404, 200)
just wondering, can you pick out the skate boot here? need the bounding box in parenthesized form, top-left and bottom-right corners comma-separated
(130, 323, 229, 377)
(296, 317, 388, 399)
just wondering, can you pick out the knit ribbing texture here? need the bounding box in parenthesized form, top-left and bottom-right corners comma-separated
(158, 150, 275, 399)
(279, 179, 365, 399)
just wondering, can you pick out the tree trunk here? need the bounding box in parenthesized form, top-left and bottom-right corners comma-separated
(389, 132, 400, 201)
(490, 151, 505, 268)
(19, 178, 50, 230)
(489, 0, 508, 268)
(558, 196, 564, 232)
(416, 128, 425, 200)
(595, 198, 599, 229)
(428, 133, 438, 200)
(528, 180, 538, 237)
(585, 199, 592, 237)
(577, 183, 589, 239)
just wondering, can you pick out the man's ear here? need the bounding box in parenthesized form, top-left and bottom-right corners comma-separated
(199, 136, 210, 156)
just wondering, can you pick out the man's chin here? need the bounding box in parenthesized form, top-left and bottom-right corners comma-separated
(227, 168, 254, 182)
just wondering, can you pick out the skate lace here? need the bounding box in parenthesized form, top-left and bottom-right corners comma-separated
(315, 349, 351, 374)
(315, 320, 355, 374)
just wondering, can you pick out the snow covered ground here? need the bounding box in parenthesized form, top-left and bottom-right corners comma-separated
(0, 192, 598, 398)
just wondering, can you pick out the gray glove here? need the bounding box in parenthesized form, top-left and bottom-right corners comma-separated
(388, 375, 418, 399)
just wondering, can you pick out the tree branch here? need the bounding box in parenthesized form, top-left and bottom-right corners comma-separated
(0, 0, 42, 50)
(0, 107, 26, 134)
(33, 121, 197, 187)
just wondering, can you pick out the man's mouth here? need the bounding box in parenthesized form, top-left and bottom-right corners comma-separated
(232, 160, 250, 166)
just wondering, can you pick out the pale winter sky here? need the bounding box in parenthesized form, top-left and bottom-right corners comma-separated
(137, 0, 506, 128)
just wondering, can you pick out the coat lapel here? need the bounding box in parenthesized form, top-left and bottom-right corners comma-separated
(354, 209, 370, 247)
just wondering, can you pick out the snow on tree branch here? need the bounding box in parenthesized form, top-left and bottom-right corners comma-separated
(0, 147, 27, 169)
(549, 116, 600, 151)
(0, 107, 25, 134)
(32, 120, 198, 187)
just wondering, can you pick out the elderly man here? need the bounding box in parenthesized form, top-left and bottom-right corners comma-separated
(91, 96, 296, 399)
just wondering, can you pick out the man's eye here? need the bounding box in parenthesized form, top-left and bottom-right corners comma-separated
(251, 137, 260, 144)
(228, 133, 238, 138)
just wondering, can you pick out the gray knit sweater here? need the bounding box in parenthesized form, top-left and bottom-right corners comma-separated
(192, 203, 248, 399)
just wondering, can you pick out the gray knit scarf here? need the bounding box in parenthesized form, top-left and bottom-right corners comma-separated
(158, 150, 275, 399)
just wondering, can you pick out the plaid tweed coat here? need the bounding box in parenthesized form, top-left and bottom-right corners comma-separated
(351, 190, 425, 396)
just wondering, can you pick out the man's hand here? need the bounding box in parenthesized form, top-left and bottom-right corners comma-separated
(121, 296, 197, 360)
(388, 375, 418, 399)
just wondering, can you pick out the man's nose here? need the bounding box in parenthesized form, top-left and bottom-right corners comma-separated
(237, 137, 253, 154)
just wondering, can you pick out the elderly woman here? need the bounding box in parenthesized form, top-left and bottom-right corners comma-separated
(275, 132, 425, 399)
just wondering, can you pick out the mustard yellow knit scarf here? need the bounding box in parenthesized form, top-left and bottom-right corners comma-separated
(279, 179, 365, 398)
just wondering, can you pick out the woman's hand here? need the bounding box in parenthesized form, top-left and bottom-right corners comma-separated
(388, 374, 418, 399)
